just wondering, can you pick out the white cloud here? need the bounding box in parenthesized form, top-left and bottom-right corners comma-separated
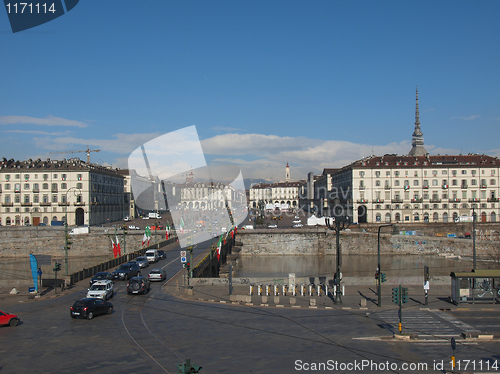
(3, 129, 69, 136)
(0, 115, 89, 128)
(450, 115, 481, 121)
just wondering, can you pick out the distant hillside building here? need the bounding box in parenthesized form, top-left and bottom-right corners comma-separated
(0, 158, 126, 226)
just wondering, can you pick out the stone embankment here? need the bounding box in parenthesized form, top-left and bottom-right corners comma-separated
(237, 226, 499, 258)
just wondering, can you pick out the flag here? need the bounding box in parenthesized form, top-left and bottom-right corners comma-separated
(142, 226, 151, 246)
(115, 235, 122, 257)
(166, 222, 170, 240)
(180, 217, 185, 234)
(110, 237, 117, 258)
(216, 235, 223, 261)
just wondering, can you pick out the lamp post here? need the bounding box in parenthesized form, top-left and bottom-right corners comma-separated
(472, 206, 476, 271)
(64, 187, 81, 276)
(326, 202, 351, 305)
(377, 224, 393, 307)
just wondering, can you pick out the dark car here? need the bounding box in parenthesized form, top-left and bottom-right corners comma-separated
(127, 276, 151, 295)
(89, 271, 113, 286)
(157, 250, 166, 260)
(70, 298, 113, 319)
(0, 310, 20, 327)
(135, 256, 149, 269)
(112, 263, 141, 280)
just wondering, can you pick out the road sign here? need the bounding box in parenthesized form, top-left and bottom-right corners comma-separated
(180, 251, 187, 257)
(181, 257, 187, 263)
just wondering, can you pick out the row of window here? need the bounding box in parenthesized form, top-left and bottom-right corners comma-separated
(373, 211, 497, 223)
(3, 194, 83, 204)
(370, 203, 496, 210)
(359, 169, 496, 178)
(0, 182, 83, 192)
(361, 190, 497, 201)
(359, 179, 497, 188)
(1, 173, 83, 181)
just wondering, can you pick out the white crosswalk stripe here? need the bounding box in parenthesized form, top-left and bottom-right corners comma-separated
(374, 309, 480, 336)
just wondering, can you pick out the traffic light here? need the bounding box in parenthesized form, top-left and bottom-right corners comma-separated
(177, 358, 202, 373)
(424, 266, 430, 281)
(374, 272, 379, 280)
(380, 273, 387, 283)
(184, 262, 190, 271)
(53, 262, 61, 272)
(392, 287, 400, 304)
(401, 287, 409, 304)
(65, 234, 72, 250)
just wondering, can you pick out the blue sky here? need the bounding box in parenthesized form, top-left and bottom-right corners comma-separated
(1, 1, 499, 182)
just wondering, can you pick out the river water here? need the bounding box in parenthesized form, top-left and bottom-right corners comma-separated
(235, 254, 474, 279)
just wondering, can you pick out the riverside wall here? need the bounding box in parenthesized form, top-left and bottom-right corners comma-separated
(238, 227, 499, 258)
(0, 226, 166, 258)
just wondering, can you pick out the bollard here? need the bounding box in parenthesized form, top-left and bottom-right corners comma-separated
(309, 284, 314, 296)
(282, 284, 287, 296)
(258, 284, 262, 296)
(274, 285, 279, 296)
(317, 285, 322, 296)
(249, 284, 253, 296)
(266, 284, 270, 296)
(300, 284, 306, 296)
(293, 284, 297, 296)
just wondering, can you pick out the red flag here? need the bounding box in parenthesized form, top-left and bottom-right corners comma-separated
(115, 235, 122, 256)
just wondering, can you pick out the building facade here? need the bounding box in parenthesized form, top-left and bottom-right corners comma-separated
(329, 154, 500, 224)
(0, 158, 126, 226)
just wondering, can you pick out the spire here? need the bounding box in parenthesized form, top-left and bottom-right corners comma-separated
(285, 162, 290, 182)
(408, 86, 428, 156)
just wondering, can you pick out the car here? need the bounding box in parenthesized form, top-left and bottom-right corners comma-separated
(127, 276, 151, 295)
(128, 225, 140, 230)
(292, 220, 301, 224)
(86, 280, 114, 300)
(0, 310, 20, 327)
(123, 216, 131, 221)
(157, 250, 166, 260)
(70, 298, 113, 319)
(89, 271, 113, 287)
(268, 224, 278, 229)
(135, 256, 149, 268)
(148, 268, 166, 282)
(112, 262, 141, 280)
(145, 249, 159, 263)
(293, 223, 303, 228)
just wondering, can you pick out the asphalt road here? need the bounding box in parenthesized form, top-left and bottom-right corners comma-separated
(1, 241, 499, 374)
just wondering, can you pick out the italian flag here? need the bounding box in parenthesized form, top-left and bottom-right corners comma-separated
(216, 235, 223, 261)
(115, 235, 122, 257)
(180, 217, 185, 234)
(111, 237, 118, 258)
(166, 222, 170, 240)
(142, 226, 151, 246)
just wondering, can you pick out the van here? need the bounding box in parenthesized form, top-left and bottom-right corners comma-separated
(145, 249, 159, 263)
(148, 213, 161, 219)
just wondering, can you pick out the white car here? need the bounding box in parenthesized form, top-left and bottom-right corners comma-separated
(268, 224, 278, 229)
(292, 220, 301, 224)
(123, 216, 131, 221)
(293, 223, 303, 228)
(128, 225, 140, 230)
(86, 280, 114, 300)
(148, 268, 167, 282)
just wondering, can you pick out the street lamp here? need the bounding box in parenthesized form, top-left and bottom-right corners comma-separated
(326, 202, 351, 305)
(377, 224, 393, 307)
(64, 187, 81, 276)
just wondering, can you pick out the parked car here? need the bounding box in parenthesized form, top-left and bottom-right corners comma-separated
(128, 225, 140, 230)
(112, 263, 141, 280)
(86, 280, 114, 300)
(268, 224, 278, 229)
(127, 276, 151, 295)
(157, 250, 166, 260)
(292, 220, 301, 224)
(89, 272, 113, 287)
(293, 223, 303, 228)
(70, 298, 113, 319)
(0, 310, 20, 327)
(123, 216, 131, 221)
(148, 268, 166, 282)
(135, 256, 149, 268)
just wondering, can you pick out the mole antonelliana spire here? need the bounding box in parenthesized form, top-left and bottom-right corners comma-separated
(408, 86, 428, 156)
